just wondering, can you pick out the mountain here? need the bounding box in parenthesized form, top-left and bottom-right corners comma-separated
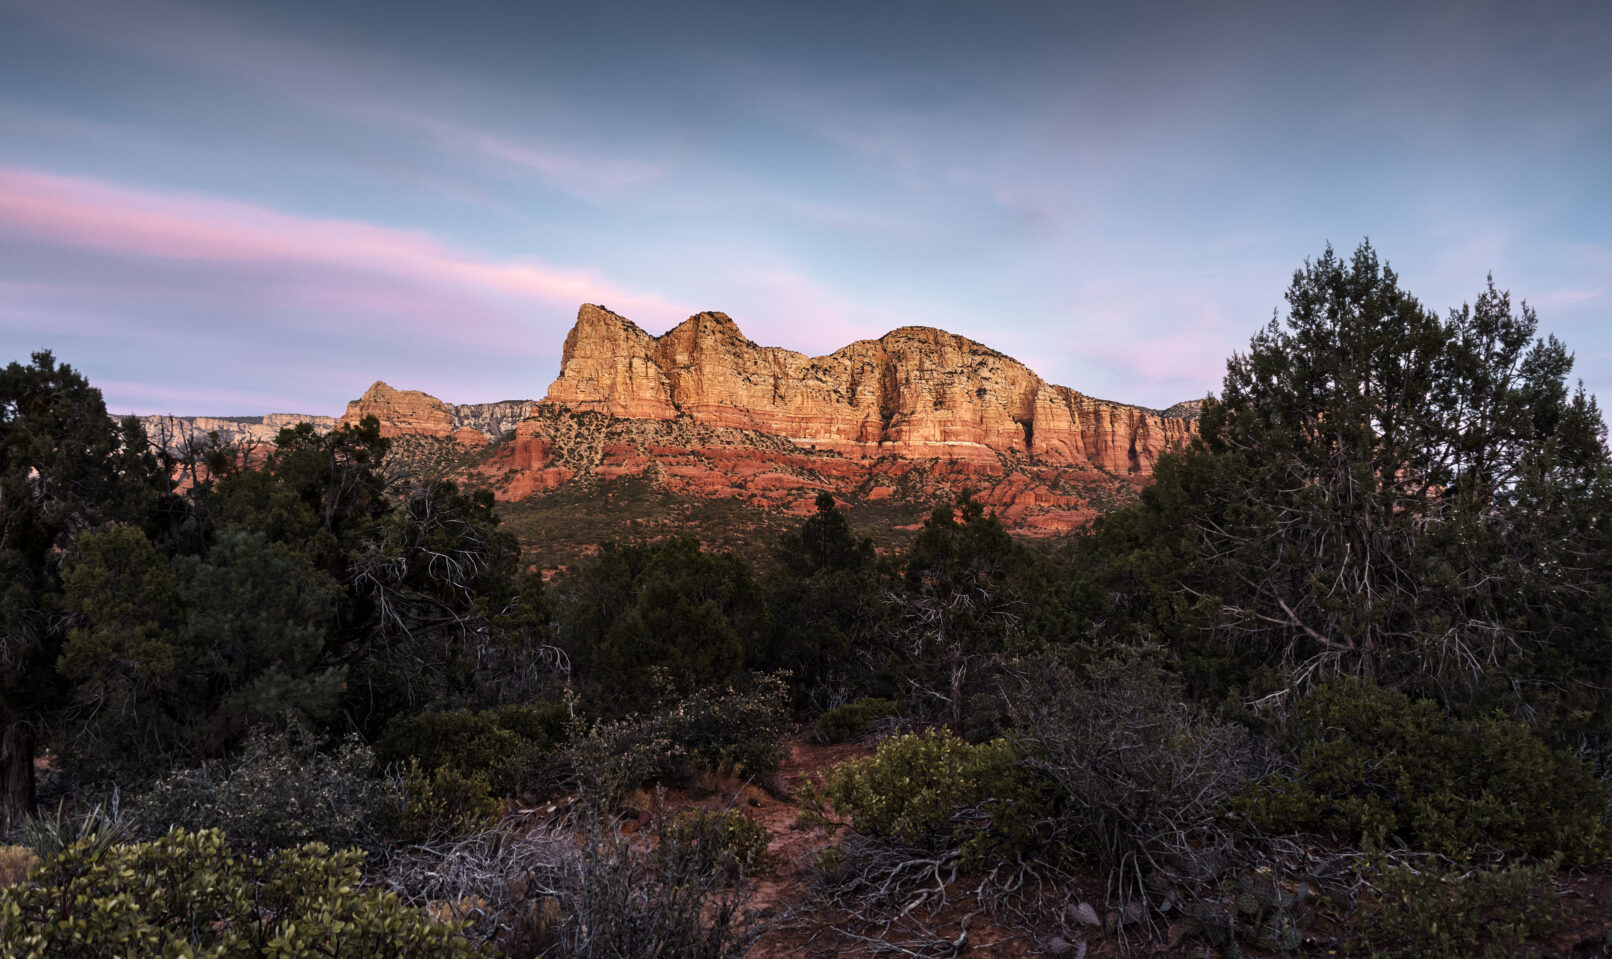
(462, 305, 1199, 546)
(135, 304, 1201, 557)
(544, 303, 1194, 470)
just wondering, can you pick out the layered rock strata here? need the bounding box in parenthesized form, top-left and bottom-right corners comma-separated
(339, 382, 535, 440)
(542, 304, 1194, 473)
(139, 413, 339, 453)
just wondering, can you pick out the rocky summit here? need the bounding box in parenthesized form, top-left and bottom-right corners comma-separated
(135, 305, 1201, 538)
(470, 305, 1200, 535)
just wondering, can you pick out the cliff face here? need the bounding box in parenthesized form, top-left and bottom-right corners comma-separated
(140, 413, 338, 452)
(339, 382, 535, 440)
(542, 304, 1194, 472)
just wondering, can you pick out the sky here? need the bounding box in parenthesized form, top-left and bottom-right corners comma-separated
(0, 0, 1608, 416)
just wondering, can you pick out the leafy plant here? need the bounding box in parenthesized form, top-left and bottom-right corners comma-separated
(814, 697, 903, 743)
(661, 807, 774, 880)
(805, 727, 1045, 867)
(1361, 857, 1564, 958)
(0, 828, 480, 957)
(1240, 679, 1611, 863)
(571, 675, 791, 806)
(128, 723, 384, 855)
(379, 758, 502, 845)
(378, 700, 568, 797)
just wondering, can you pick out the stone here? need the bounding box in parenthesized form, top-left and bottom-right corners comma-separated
(340, 381, 455, 437)
(542, 304, 1195, 468)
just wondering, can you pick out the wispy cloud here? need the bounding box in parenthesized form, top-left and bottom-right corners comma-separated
(0, 167, 681, 326)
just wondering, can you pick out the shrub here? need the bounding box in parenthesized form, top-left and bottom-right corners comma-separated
(1240, 679, 1611, 863)
(378, 700, 569, 797)
(129, 723, 383, 855)
(15, 795, 129, 861)
(0, 828, 479, 957)
(661, 808, 773, 880)
(1361, 857, 1564, 958)
(536, 809, 762, 959)
(1004, 647, 1258, 915)
(571, 675, 791, 806)
(814, 697, 903, 743)
(379, 759, 502, 845)
(806, 727, 1045, 866)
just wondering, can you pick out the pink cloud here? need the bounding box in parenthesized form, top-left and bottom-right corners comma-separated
(0, 167, 683, 326)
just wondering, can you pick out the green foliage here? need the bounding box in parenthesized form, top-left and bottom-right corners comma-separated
(883, 492, 1032, 733)
(16, 796, 129, 862)
(380, 759, 501, 845)
(556, 537, 770, 714)
(57, 527, 343, 775)
(1066, 243, 1612, 731)
(762, 494, 883, 700)
(661, 807, 773, 880)
(1361, 857, 1564, 959)
(1241, 680, 1611, 863)
(129, 724, 383, 856)
(807, 728, 1044, 865)
(814, 697, 904, 743)
(777, 493, 875, 578)
(377, 700, 568, 797)
(572, 675, 791, 806)
(0, 828, 480, 957)
(0, 351, 167, 831)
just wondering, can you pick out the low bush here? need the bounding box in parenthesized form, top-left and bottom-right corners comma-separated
(661, 808, 773, 880)
(1005, 647, 1258, 916)
(805, 727, 1045, 867)
(1361, 857, 1564, 958)
(0, 828, 479, 957)
(129, 724, 383, 855)
(15, 795, 129, 862)
(571, 675, 790, 806)
(1240, 679, 1611, 863)
(814, 697, 903, 743)
(379, 759, 502, 845)
(378, 700, 568, 797)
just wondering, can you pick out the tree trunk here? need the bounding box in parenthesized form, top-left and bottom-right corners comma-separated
(1, 715, 37, 835)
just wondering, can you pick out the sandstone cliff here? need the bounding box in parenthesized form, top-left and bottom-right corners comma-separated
(541, 304, 1194, 473)
(340, 382, 535, 440)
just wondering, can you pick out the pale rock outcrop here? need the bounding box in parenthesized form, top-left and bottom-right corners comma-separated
(541, 305, 1194, 472)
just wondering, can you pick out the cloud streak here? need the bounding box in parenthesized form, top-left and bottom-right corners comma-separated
(0, 167, 682, 327)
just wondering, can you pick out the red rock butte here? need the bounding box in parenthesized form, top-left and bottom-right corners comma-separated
(543, 304, 1196, 472)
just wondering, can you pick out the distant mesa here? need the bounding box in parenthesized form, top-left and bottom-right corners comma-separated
(541, 303, 1196, 472)
(140, 303, 1203, 535)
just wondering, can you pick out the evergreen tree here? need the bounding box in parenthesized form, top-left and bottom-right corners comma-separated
(0, 352, 165, 830)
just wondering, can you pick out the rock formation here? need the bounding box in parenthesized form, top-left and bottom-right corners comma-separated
(340, 382, 535, 440)
(139, 413, 338, 453)
(541, 304, 1195, 473)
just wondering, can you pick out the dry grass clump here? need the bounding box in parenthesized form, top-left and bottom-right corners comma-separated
(0, 845, 39, 885)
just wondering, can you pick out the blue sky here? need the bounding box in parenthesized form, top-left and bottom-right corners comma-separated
(0, 0, 1608, 415)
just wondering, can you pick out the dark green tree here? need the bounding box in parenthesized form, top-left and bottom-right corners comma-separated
(1077, 242, 1612, 727)
(763, 494, 882, 703)
(0, 352, 165, 830)
(889, 492, 1026, 733)
(556, 537, 770, 714)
